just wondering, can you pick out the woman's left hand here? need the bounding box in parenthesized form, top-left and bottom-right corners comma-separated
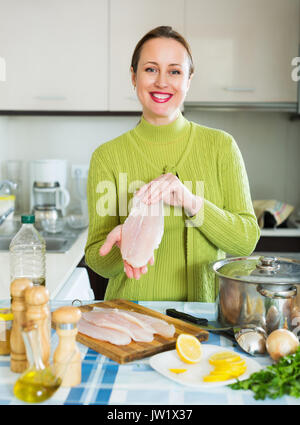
(136, 173, 203, 217)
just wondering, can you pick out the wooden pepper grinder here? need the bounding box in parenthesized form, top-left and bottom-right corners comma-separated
(10, 278, 33, 373)
(52, 306, 82, 387)
(24, 285, 51, 367)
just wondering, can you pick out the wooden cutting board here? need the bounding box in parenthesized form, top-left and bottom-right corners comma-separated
(75, 299, 209, 364)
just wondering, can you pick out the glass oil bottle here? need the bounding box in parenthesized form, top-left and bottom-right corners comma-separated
(13, 322, 61, 403)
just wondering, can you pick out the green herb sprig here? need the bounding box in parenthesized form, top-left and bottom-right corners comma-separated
(228, 346, 300, 400)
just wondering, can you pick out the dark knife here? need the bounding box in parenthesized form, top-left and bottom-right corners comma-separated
(166, 308, 236, 343)
(166, 308, 209, 326)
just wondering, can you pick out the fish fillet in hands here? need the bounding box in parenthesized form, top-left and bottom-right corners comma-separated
(121, 196, 164, 267)
(78, 318, 131, 345)
(82, 311, 154, 342)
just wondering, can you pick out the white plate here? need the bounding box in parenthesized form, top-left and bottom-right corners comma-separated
(149, 344, 262, 389)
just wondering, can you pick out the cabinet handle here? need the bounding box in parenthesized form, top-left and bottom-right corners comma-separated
(223, 87, 255, 92)
(34, 95, 67, 101)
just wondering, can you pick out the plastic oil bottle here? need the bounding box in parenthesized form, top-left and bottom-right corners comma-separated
(9, 215, 46, 286)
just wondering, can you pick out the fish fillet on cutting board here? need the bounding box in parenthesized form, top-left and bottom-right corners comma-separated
(77, 318, 132, 345)
(75, 300, 209, 364)
(93, 307, 175, 338)
(121, 196, 164, 267)
(82, 311, 154, 342)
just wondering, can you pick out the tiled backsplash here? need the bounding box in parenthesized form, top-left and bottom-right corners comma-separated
(0, 111, 299, 214)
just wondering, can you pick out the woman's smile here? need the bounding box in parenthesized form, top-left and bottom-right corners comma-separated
(149, 91, 173, 103)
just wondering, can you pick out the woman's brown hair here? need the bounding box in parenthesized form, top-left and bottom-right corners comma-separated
(131, 26, 194, 77)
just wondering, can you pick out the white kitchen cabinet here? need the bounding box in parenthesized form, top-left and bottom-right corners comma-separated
(0, 0, 108, 111)
(108, 0, 185, 111)
(184, 0, 299, 104)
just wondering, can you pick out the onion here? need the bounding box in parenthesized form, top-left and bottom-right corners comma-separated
(266, 328, 299, 362)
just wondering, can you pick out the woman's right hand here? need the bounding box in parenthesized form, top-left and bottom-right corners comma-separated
(99, 224, 154, 280)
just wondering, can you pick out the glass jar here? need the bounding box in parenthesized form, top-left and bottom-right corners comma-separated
(0, 308, 13, 355)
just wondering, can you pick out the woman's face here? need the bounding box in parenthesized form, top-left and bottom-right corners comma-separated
(131, 37, 193, 125)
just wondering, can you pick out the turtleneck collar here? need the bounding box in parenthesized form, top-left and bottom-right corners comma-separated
(133, 112, 190, 144)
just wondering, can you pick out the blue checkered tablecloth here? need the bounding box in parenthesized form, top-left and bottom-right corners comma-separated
(1, 300, 300, 406)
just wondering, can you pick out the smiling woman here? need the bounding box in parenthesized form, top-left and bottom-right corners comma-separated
(84, 26, 260, 302)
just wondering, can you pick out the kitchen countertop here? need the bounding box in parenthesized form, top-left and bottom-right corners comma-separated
(260, 228, 300, 237)
(0, 228, 88, 300)
(1, 300, 300, 406)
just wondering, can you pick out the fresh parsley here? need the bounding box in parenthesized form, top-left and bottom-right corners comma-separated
(228, 346, 300, 400)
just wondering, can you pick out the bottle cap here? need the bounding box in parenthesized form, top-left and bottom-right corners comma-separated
(21, 215, 35, 224)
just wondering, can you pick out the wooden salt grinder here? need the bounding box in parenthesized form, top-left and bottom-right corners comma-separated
(10, 278, 33, 373)
(24, 285, 51, 367)
(52, 306, 82, 387)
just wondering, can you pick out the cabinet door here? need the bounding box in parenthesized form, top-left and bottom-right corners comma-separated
(0, 0, 108, 111)
(185, 0, 299, 103)
(109, 0, 184, 111)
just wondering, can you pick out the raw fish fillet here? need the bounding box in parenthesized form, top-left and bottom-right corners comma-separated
(93, 307, 155, 333)
(82, 311, 154, 342)
(78, 318, 131, 345)
(121, 196, 164, 267)
(119, 310, 175, 338)
(93, 307, 175, 338)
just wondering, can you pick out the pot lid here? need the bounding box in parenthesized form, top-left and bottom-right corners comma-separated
(213, 255, 300, 285)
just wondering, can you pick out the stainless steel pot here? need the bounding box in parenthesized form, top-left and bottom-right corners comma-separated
(212, 255, 300, 334)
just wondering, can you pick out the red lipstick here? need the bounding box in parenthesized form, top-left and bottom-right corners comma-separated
(150, 92, 173, 103)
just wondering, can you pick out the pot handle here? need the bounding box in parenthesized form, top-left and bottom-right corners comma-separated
(257, 285, 297, 299)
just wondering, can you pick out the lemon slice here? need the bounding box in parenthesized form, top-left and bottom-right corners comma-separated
(211, 365, 246, 377)
(227, 367, 247, 378)
(203, 373, 232, 382)
(169, 368, 187, 374)
(209, 351, 241, 366)
(176, 334, 202, 364)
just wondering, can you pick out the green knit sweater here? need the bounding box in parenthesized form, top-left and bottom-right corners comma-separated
(85, 113, 260, 302)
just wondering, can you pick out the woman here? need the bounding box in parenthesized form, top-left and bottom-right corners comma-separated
(85, 26, 260, 302)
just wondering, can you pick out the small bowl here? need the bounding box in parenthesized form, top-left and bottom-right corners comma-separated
(41, 218, 65, 234)
(67, 214, 88, 230)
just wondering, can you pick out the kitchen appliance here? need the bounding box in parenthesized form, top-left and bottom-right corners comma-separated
(29, 160, 70, 228)
(212, 255, 300, 335)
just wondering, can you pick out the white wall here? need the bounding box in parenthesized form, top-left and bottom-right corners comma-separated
(0, 111, 300, 214)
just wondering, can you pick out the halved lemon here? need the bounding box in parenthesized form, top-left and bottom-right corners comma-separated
(175, 334, 202, 364)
